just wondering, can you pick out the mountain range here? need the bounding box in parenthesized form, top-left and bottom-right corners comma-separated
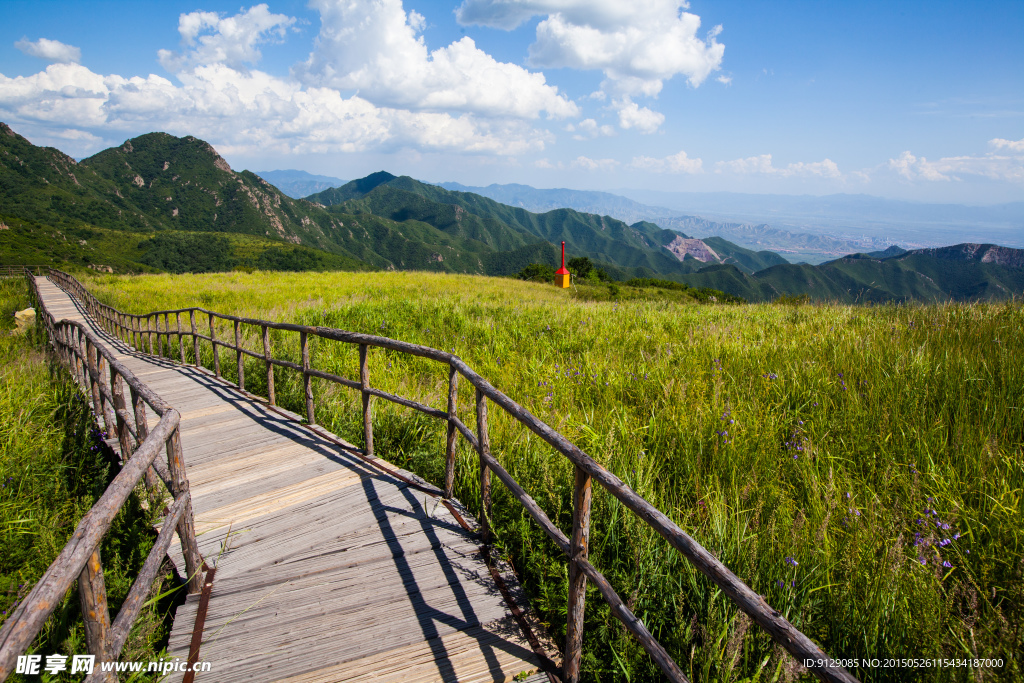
(620, 188, 1024, 251)
(441, 181, 1024, 263)
(2, 123, 1022, 303)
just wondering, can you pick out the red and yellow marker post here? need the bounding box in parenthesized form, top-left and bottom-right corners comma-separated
(555, 241, 571, 288)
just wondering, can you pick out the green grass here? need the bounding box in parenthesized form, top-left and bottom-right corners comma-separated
(86, 270, 1024, 682)
(0, 277, 183, 681)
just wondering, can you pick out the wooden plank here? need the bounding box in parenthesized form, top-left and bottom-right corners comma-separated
(189, 469, 366, 534)
(274, 618, 541, 683)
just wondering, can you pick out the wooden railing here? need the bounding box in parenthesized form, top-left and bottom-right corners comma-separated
(0, 265, 47, 277)
(23, 268, 857, 683)
(0, 268, 204, 682)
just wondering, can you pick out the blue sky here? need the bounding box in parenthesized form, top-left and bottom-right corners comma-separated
(1, 0, 1022, 203)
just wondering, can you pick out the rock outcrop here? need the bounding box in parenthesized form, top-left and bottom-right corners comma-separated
(663, 235, 721, 263)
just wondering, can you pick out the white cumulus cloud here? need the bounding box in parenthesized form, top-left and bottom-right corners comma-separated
(15, 37, 81, 64)
(715, 154, 841, 178)
(990, 137, 1024, 153)
(571, 155, 618, 171)
(887, 149, 1023, 183)
(0, 4, 565, 158)
(158, 4, 296, 72)
(0, 62, 549, 158)
(887, 151, 950, 182)
(571, 118, 615, 139)
(456, 0, 724, 99)
(296, 0, 577, 120)
(613, 99, 665, 134)
(629, 149, 703, 174)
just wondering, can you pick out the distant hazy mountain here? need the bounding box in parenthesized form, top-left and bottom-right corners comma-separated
(655, 216, 893, 264)
(438, 181, 918, 264)
(254, 169, 346, 198)
(437, 181, 676, 225)
(674, 243, 1024, 303)
(617, 189, 1024, 249)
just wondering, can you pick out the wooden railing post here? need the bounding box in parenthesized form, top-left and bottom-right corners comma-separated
(110, 370, 134, 466)
(178, 312, 185, 364)
(235, 320, 244, 391)
(564, 464, 593, 683)
(475, 387, 492, 542)
(263, 325, 275, 405)
(445, 364, 458, 498)
(97, 354, 117, 439)
(190, 310, 199, 366)
(75, 327, 88, 391)
(86, 339, 104, 426)
(130, 387, 160, 490)
(78, 549, 115, 681)
(110, 368, 133, 464)
(301, 331, 314, 425)
(147, 315, 154, 355)
(55, 323, 66, 366)
(157, 314, 164, 358)
(61, 326, 68, 368)
(359, 344, 373, 456)
(210, 314, 220, 377)
(166, 426, 203, 594)
(80, 329, 90, 393)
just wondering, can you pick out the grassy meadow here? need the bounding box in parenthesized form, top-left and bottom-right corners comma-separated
(83, 269, 1024, 682)
(0, 277, 181, 682)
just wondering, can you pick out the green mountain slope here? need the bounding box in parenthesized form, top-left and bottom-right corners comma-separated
(701, 236, 790, 273)
(0, 213, 366, 275)
(313, 174, 799, 278)
(0, 123, 370, 266)
(308, 173, 704, 277)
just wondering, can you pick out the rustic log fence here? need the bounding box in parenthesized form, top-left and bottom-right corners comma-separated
(7, 267, 858, 683)
(0, 265, 47, 278)
(0, 268, 205, 682)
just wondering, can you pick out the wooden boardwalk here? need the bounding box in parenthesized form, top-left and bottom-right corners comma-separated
(35, 277, 554, 683)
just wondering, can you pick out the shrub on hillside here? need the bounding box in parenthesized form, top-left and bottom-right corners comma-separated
(517, 262, 556, 282)
(141, 232, 236, 273)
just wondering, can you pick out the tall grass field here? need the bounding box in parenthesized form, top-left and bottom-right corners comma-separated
(79, 270, 1024, 681)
